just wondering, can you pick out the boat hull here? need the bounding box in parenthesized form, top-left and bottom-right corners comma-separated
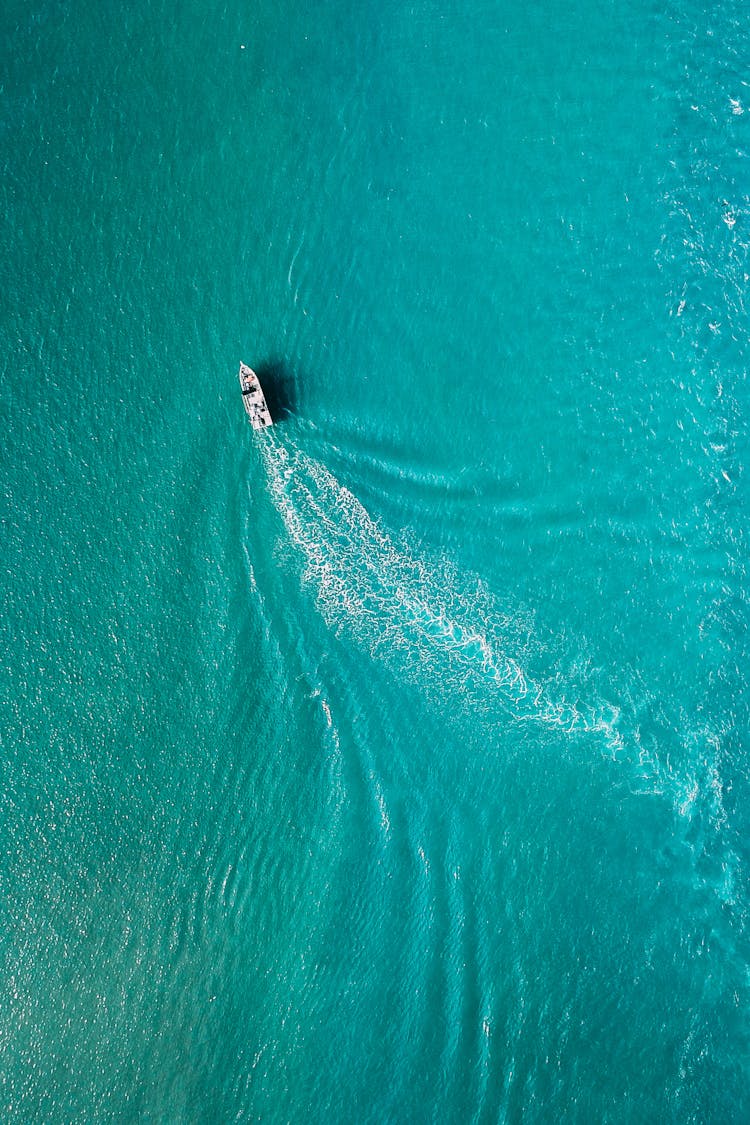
(238, 362, 273, 429)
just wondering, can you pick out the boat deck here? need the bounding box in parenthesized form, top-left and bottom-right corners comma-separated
(239, 362, 273, 430)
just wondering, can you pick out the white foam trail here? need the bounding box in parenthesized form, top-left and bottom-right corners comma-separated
(255, 435, 741, 902)
(260, 435, 625, 753)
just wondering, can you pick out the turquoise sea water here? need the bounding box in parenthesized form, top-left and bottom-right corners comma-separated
(2, 0, 749, 1119)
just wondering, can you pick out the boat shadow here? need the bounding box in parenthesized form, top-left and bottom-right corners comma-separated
(253, 359, 298, 424)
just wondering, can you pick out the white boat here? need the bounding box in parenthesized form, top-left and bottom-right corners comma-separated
(238, 362, 273, 430)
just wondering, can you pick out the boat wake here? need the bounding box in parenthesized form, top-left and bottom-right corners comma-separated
(255, 431, 735, 904)
(259, 434, 624, 753)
